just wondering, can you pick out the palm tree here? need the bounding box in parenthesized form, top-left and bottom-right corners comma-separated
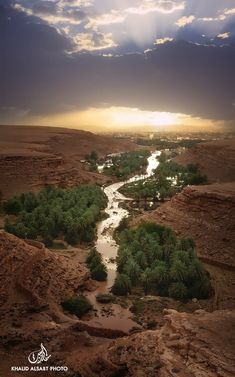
(168, 282, 188, 300)
(124, 259, 141, 284)
(170, 260, 188, 282)
(135, 250, 147, 270)
(150, 261, 169, 285)
(111, 274, 132, 296)
(116, 248, 132, 273)
(140, 268, 152, 295)
(188, 259, 205, 280)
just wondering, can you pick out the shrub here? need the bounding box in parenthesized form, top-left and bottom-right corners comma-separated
(168, 282, 188, 300)
(61, 295, 92, 318)
(4, 198, 22, 215)
(96, 293, 115, 304)
(147, 320, 157, 329)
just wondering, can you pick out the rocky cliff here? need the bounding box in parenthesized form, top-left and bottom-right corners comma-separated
(0, 230, 91, 347)
(174, 138, 235, 183)
(59, 309, 235, 377)
(0, 125, 136, 198)
(136, 183, 235, 268)
(133, 183, 235, 310)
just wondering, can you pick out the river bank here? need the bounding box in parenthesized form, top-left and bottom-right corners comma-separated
(83, 151, 161, 331)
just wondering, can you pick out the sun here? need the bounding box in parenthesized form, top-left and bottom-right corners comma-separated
(151, 112, 178, 126)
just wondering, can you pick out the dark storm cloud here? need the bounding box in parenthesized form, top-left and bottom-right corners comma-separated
(1, 3, 235, 122)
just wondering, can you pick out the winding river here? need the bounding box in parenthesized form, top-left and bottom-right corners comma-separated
(85, 151, 161, 331)
(96, 150, 161, 288)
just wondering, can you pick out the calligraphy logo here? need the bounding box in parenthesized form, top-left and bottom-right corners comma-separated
(28, 343, 51, 365)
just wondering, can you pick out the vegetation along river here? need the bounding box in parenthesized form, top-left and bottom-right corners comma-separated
(96, 150, 161, 288)
(85, 151, 161, 331)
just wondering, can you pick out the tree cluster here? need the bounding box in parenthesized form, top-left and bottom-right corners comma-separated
(103, 150, 150, 179)
(112, 223, 212, 300)
(85, 151, 99, 172)
(86, 248, 108, 281)
(120, 159, 207, 202)
(136, 138, 203, 149)
(4, 185, 107, 246)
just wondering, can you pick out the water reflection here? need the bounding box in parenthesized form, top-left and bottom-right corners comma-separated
(96, 151, 161, 288)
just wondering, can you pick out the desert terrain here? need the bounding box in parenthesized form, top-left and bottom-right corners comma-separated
(0, 131, 234, 377)
(0, 125, 136, 198)
(174, 138, 235, 183)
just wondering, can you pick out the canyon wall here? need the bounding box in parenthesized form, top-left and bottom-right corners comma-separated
(0, 125, 136, 198)
(174, 138, 235, 183)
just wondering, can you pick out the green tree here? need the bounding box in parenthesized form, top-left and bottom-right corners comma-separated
(150, 262, 169, 285)
(168, 282, 188, 300)
(112, 274, 132, 296)
(91, 263, 107, 281)
(170, 260, 188, 282)
(4, 198, 22, 215)
(140, 268, 152, 295)
(123, 259, 141, 284)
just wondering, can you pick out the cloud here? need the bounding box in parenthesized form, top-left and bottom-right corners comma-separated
(154, 37, 174, 44)
(176, 15, 195, 27)
(72, 32, 117, 51)
(1, 3, 235, 123)
(13, 3, 84, 25)
(31, 1, 58, 15)
(224, 8, 235, 15)
(126, 0, 185, 15)
(217, 32, 230, 39)
(198, 15, 226, 22)
(59, 0, 93, 7)
(85, 10, 126, 30)
(65, 9, 87, 21)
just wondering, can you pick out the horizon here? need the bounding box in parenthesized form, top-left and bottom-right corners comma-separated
(1, 1, 235, 132)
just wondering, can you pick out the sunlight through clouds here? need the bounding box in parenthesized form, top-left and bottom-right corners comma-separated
(154, 37, 174, 44)
(12, 0, 235, 54)
(176, 15, 195, 27)
(30, 107, 220, 132)
(72, 32, 117, 51)
(3, 0, 235, 127)
(126, 0, 185, 15)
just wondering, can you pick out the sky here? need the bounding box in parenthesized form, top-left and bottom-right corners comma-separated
(1, 0, 235, 132)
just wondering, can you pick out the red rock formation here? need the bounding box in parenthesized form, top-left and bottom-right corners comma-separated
(133, 183, 235, 309)
(0, 231, 89, 310)
(62, 309, 235, 377)
(136, 183, 235, 268)
(0, 125, 136, 198)
(174, 138, 235, 183)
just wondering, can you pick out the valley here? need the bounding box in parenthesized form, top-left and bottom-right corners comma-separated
(0, 127, 234, 377)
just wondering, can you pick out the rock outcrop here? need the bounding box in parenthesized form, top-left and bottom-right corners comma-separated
(0, 125, 136, 198)
(133, 183, 235, 310)
(63, 309, 235, 377)
(136, 183, 235, 268)
(0, 231, 91, 347)
(133, 137, 235, 311)
(174, 138, 235, 183)
(0, 231, 89, 310)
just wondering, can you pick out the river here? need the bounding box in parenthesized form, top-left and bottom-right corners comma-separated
(95, 151, 161, 289)
(84, 151, 161, 332)
(95, 150, 161, 288)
